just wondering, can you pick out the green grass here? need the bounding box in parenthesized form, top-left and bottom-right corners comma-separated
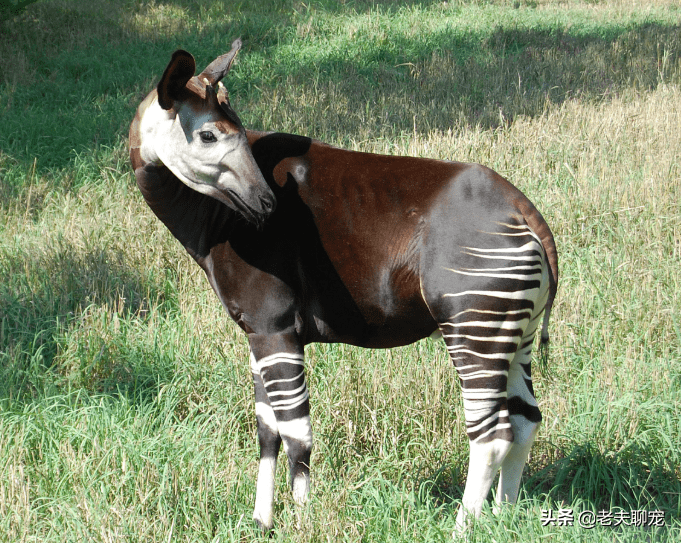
(1, 0, 680, 541)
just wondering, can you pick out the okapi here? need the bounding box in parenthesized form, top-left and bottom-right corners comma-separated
(129, 39, 558, 533)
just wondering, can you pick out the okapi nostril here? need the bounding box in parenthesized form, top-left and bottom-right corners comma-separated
(261, 195, 276, 213)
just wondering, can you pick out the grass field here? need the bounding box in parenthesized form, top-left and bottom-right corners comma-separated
(1, 0, 680, 541)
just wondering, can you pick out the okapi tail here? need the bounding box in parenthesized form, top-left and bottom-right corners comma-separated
(517, 198, 559, 373)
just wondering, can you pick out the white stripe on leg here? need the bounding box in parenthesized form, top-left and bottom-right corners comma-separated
(255, 401, 279, 434)
(278, 417, 313, 450)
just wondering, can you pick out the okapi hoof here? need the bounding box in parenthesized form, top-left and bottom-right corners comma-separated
(254, 517, 274, 537)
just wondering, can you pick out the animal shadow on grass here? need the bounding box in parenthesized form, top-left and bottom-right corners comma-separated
(0, 242, 176, 407)
(2, 1, 679, 171)
(417, 440, 680, 533)
(269, 21, 680, 139)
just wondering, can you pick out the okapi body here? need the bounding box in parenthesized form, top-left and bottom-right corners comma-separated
(129, 40, 558, 533)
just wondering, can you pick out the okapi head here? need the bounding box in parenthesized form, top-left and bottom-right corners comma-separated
(136, 39, 276, 225)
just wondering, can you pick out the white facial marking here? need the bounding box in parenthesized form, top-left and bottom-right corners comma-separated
(138, 97, 173, 165)
(139, 94, 269, 215)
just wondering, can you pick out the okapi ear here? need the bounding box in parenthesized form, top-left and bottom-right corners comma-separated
(157, 50, 196, 110)
(198, 38, 242, 86)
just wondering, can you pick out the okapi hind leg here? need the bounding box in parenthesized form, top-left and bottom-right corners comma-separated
(495, 374, 541, 507)
(444, 320, 517, 531)
(419, 218, 550, 532)
(495, 302, 547, 507)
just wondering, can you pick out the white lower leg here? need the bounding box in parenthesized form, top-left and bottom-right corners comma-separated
(252, 396, 281, 530)
(291, 471, 310, 505)
(253, 456, 277, 530)
(496, 416, 539, 505)
(497, 352, 541, 506)
(455, 438, 512, 530)
(278, 416, 313, 505)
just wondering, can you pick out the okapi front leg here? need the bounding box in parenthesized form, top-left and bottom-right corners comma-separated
(250, 344, 312, 529)
(251, 352, 282, 531)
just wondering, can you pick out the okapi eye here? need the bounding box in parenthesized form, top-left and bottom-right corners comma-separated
(199, 131, 217, 143)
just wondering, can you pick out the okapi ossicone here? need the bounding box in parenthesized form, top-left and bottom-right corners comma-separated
(129, 39, 558, 533)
